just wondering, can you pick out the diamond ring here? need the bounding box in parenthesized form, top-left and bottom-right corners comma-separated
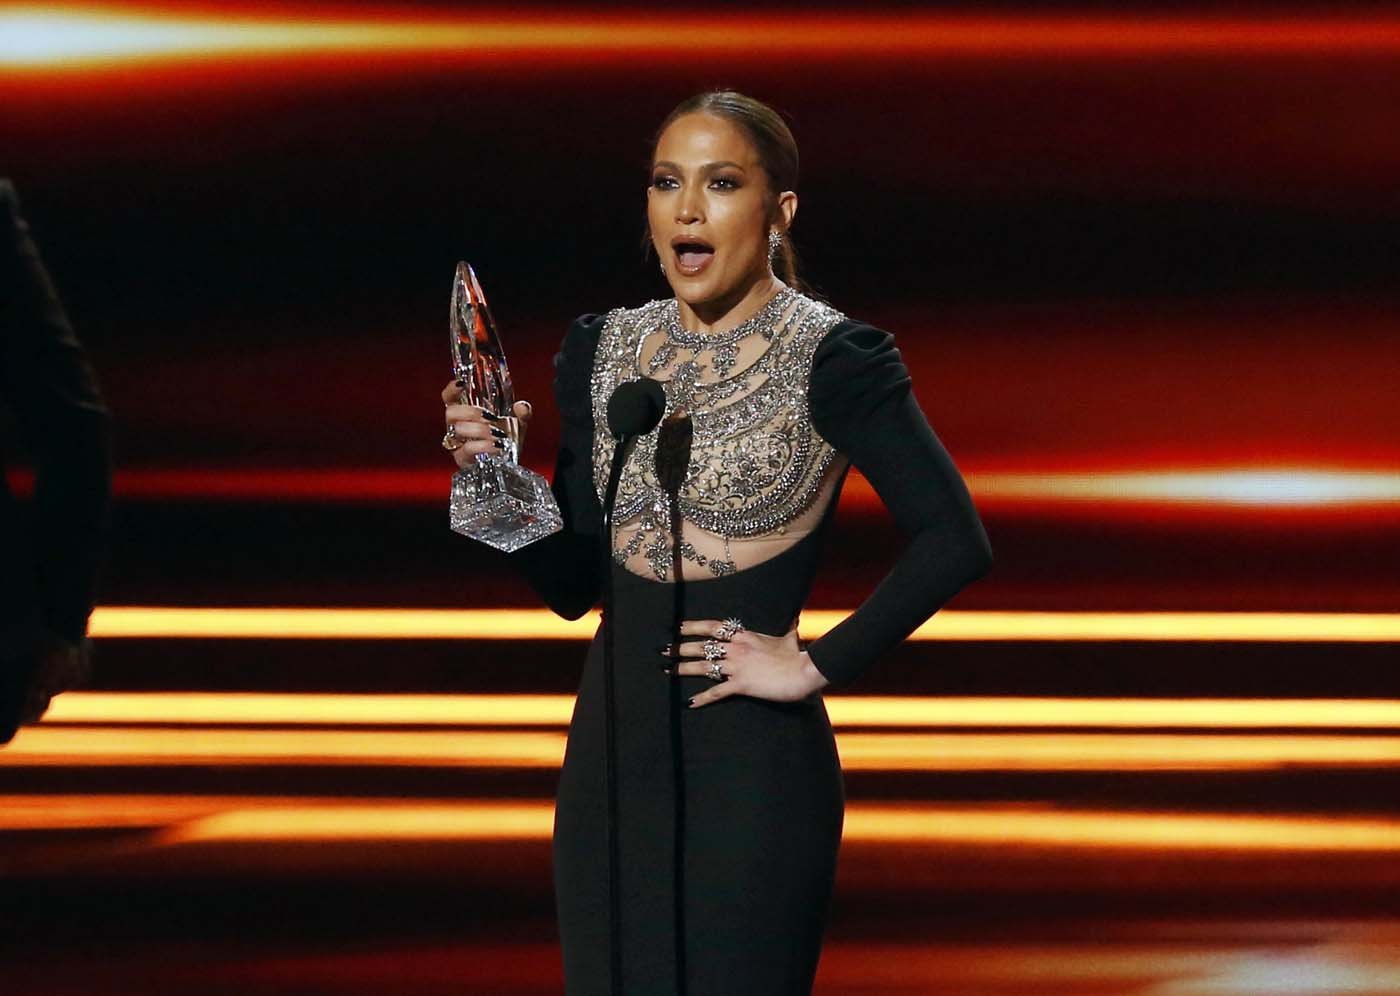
(441, 427, 462, 451)
(715, 617, 744, 641)
(705, 660, 727, 682)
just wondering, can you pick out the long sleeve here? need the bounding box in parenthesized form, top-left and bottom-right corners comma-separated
(803, 319, 992, 689)
(505, 312, 608, 619)
(0, 179, 113, 653)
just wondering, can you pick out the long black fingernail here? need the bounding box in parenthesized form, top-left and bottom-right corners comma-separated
(687, 697, 696, 707)
(493, 440, 505, 450)
(657, 643, 673, 655)
(489, 426, 507, 439)
(481, 410, 503, 422)
(454, 379, 466, 388)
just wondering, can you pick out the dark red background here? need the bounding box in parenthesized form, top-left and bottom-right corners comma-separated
(4, 2, 1399, 620)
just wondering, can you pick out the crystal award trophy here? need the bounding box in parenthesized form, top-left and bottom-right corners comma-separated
(447, 261, 563, 550)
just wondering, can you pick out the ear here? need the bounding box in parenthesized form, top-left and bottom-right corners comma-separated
(777, 190, 798, 230)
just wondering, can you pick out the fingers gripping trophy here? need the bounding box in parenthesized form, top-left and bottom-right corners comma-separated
(443, 262, 563, 550)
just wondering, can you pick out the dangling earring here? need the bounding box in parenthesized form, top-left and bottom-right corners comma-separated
(768, 229, 783, 257)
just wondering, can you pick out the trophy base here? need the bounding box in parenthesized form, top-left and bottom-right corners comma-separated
(449, 456, 563, 552)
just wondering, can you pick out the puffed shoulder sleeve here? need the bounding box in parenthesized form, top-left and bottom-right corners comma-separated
(552, 312, 606, 422)
(504, 312, 608, 620)
(808, 320, 913, 440)
(801, 319, 992, 689)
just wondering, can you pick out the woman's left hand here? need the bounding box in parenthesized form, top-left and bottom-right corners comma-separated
(668, 618, 830, 708)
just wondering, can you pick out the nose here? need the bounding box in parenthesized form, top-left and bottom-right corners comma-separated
(674, 182, 702, 224)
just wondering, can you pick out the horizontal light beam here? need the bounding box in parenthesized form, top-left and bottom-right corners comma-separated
(41, 692, 1400, 730)
(7, 796, 1395, 851)
(971, 468, 1400, 507)
(85, 607, 1400, 642)
(8, 10, 1400, 69)
(142, 800, 1400, 850)
(10, 465, 1400, 511)
(5, 728, 1397, 772)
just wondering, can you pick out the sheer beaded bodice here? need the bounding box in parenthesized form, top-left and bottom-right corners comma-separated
(589, 288, 851, 582)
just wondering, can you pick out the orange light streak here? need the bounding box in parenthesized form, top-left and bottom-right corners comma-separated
(133, 800, 1400, 851)
(971, 468, 1400, 508)
(85, 606, 1400, 642)
(8, 8, 1400, 71)
(14, 795, 1394, 852)
(41, 692, 1400, 730)
(0, 793, 279, 829)
(12, 464, 1400, 513)
(841, 805, 1400, 850)
(5, 728, 1397, 772)
(7, 795, 1393, 851)
(0, 728, 567, 768)
(89, 606, 600, 640)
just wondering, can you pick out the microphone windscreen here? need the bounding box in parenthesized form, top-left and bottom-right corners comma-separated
(606, 378, 666, 437)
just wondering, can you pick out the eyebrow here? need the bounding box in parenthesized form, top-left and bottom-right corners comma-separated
(651, 160, 748, 173)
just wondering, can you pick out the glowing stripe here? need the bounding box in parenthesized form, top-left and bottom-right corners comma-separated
(138, 801, 1400, 850)
(41, 692, 1400, 730)
(842, 805, 1400, 850)
(11, 465, 1400, 509)
(5, 728, 1397, 771)
(972, 469, 1400, 507)
(89, 606, 599, 640)
(84, 607, 1400, 642)
(4, 795, 1398, 850)
(8, 10, 1400, 69)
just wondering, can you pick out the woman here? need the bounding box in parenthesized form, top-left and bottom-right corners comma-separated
(440, 90, 992, 995)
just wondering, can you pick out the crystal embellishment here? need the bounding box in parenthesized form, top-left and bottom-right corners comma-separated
(590, 289, 848, 580)
(646, 285, 795, 379)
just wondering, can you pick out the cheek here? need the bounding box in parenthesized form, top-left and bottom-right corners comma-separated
(718, 226, 763, 269)
(713, 200, 767, 263)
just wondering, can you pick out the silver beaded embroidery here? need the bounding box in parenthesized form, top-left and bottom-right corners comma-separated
(590, 290, 848, 581)
(647, 286, 795, 379)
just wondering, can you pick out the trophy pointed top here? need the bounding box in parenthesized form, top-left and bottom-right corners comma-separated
(451, 261, 491, 361)
(449, 260, 514, 416)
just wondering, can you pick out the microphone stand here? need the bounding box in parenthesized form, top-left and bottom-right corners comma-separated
(597, 376, 664, 996)
(655, 415, 693, 994)
(600, 428, 635, 996)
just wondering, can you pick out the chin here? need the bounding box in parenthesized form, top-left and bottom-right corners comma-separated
(671, 282, 716, 305)
(672, 271, 737, 306)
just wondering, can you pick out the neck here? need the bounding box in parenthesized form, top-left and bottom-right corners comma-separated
(676, 274, 787, 333)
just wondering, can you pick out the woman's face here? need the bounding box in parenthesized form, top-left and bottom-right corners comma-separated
(647, 112, 793, 315)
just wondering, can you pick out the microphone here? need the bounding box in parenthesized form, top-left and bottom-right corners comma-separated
(607, 377, 666, 438)
(599, 376, 665, 996)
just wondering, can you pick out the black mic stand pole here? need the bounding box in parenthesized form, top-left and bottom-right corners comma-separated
(597, 376, 664, 996)
(600, 430, 633, 996)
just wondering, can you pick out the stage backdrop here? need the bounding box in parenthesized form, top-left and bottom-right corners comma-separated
(4, 3, 1399, 624)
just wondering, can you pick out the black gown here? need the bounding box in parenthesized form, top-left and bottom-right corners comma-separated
(509, 296, 992, 995)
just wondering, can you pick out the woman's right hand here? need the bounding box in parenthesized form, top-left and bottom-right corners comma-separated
(440, 381, 533, 470)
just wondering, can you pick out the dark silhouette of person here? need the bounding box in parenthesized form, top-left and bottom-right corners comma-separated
(0, 179, 112, 745)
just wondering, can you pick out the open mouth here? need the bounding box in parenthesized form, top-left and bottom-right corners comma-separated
(671, 237, 715, 272)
